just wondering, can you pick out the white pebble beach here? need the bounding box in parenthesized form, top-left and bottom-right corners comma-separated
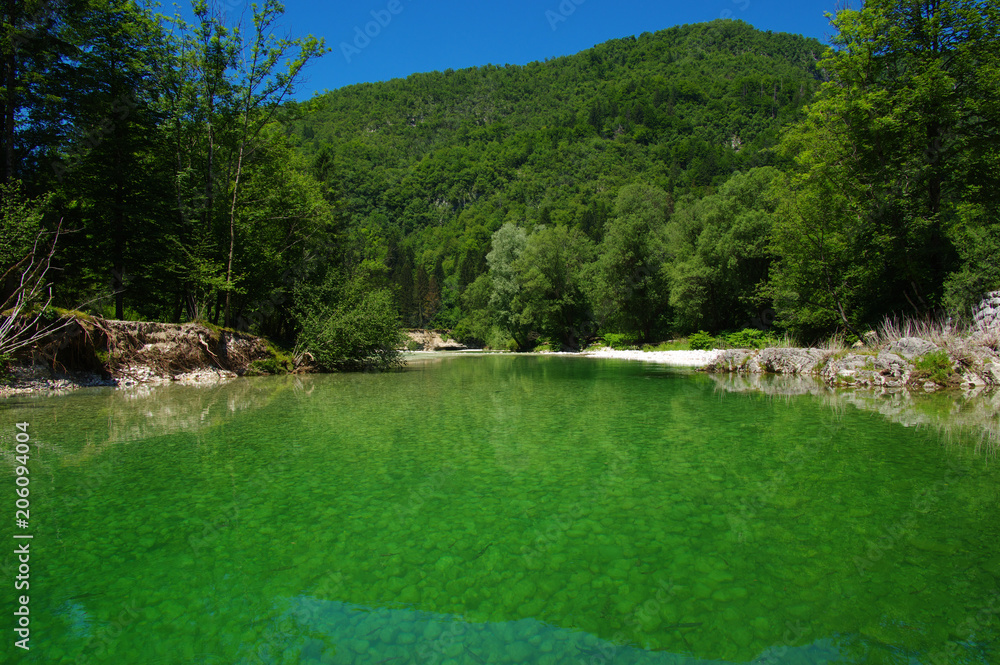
(580, 347, 723, 367)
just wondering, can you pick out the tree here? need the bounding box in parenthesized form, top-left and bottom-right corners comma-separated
(770, 0, 1000, 335)
(221, 0, 327, 326)
(1, 0, 85, 184)
(667, 167, 778, 332)
(161, 0, 327, 326)
(591, 184, 671, 342)
(56, 0, 169, 320)
(514, 225, 595, 348)
(486, 222, 530, 349)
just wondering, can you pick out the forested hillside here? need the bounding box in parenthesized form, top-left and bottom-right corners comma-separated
(284, 21, 827, 341)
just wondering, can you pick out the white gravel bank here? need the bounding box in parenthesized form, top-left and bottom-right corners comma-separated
(581, 347, 724, 367)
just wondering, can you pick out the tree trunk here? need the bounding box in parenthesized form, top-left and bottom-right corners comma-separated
(224, 138, 245, 328)
(2, 0, 18, 184)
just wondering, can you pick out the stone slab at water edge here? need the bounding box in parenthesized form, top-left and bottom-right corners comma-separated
(704, 338, 1000, 391)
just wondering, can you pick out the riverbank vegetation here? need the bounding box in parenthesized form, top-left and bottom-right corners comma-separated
(2, 0, 998, 368)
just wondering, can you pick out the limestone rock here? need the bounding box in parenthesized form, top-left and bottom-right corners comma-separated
(884, 337, 938, 360)
(972, 290, 1000, 333)
(821, 351, 911, 389)
(706, 348, 830, 375)
(705, 349, 758, 373)
(758, 347, 831, 375)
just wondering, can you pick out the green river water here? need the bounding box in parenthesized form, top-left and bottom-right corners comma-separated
(2, 354, 998, 664)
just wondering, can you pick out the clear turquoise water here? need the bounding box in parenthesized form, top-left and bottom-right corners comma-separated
(2, 355, 999, 664)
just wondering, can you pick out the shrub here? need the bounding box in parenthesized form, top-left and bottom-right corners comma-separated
(406, 340, 422, 351)
(687, 331, 716, 350)
(246, 345, 294, 376)
(913, 350, 957, 385)
(724, 328, 769, 349)
(295, 274, 405, 372)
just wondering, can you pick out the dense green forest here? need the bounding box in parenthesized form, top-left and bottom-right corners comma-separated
(2, 0, 998, 363)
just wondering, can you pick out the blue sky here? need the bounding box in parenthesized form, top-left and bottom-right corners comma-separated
(174, 0, 844, 100)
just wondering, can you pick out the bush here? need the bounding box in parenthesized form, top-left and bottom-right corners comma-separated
(913, 350, 957, 385)
(246, 345, 294, 376)
(405, 340, 422, 351)
(724, 328, 769, 349)
(687, 331, 716, 350)
(295, 273, 405, 372)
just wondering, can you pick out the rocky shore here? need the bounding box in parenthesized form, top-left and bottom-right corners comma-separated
(705, 336, 1000, 391)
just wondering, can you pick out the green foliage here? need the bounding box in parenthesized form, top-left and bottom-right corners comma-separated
(591, 184, 672, 342)
(0, 353, 13, 382)
(0, 181, 48, 270)
(246, 345, 295, 376)
(514, 225, 595, 348)
(687, 331, 716, 351)
(724, 328, 770, 349)
(294, 271, 404, 372)
(601, 333, 641, 350)
(770, 0, 1000, 336)
(485, 223, 531, 349)
(642, 340, 687, 351)
(284, 22, 823, 333)
(913, 350, 957, 385)
(11, 1, 999, 355)
(666, 168, 779, 332)
(943, 204, 1000, 314)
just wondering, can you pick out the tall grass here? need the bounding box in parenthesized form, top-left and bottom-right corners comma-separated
(874, 313, 972, 348)
(816, 331, 850, 354)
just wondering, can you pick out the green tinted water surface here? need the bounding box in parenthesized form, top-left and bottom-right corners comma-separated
(2, 355, 999, 664)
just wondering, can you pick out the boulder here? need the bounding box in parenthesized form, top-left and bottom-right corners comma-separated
(758, 347, 830, 375)
(820, 351, 912, 389)
(705, 349, 758, 373)
(884, 337, 939, 360)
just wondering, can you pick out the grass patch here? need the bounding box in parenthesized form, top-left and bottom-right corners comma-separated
(913, 349, 957, 385)
(246, 344, 294, 376)
(601, 333, 641, 350)
(875, 314, 970, 348)
(641, 339, 689, 351)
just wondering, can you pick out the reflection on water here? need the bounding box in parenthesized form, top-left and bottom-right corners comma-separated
(708, 372, 1000, 453)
